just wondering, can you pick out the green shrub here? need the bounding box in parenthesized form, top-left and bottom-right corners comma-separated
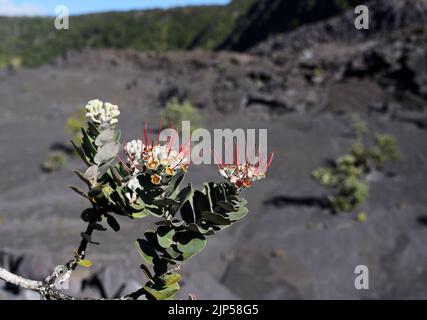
(160, 98, 201, 132)
(352, 119, 369, 138)
(41, 151, 67, 172)
(66, 107, 87, 146)
(312, 120, 399, 213)
(356, 211, 368, 223)
(0, 1, 256, 67)
(60, 99, 272, 300)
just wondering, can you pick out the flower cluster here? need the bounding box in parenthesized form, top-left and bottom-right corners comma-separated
(125, 176, 142, 203)
(218, 163, 268, 189)
(85, 99, 120, 126)
(122, 132, 190, 203)
(217, 145, 273, 190)
(126, 139, 189, 173)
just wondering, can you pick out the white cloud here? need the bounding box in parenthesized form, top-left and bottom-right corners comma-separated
(0, 0, 45, 17)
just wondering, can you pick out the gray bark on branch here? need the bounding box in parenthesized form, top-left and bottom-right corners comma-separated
(0, 266, 138, 300)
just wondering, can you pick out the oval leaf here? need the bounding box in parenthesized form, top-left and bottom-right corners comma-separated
(77, 259, 92, 268)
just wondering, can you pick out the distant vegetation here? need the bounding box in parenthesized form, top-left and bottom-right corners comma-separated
(0, 0, 255, 67)
(160, 98, 201, 132)
(41, 107, 87, 173)
(0, 0, 363, 67)
(41, 151, 67, 173)
(66, 107, 87, 147)
(312, 119, 400, 213)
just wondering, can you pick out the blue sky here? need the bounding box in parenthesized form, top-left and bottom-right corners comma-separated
(0, 0, 231, 16)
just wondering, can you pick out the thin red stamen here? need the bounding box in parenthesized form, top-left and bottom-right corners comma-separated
(122, 141, 136, 169)
(258, 152, 274, 174)
(167, 130, 177, 156)
(233, 137, 238, 165)
(144, 121, 148, 146)
(150, 128, 153, 147)
(212, 148, 224, 170)
(179, 133, 192, 157)
(116, 154, 131, 172)
(157, 117, 163, 146)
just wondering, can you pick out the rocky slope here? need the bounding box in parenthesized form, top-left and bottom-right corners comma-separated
(252, 0, 427, 58)
(219, 0, 364, 51)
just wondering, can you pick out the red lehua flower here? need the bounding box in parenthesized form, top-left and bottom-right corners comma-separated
(119, 120, 191, 177)
(215, 138, 274, 189)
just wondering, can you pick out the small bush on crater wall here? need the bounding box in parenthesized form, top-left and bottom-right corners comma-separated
(41, 151, 67, 173)
(312, 120, 399, 213)
(66, 107, 87, 147)
(160, 98, 201, 132)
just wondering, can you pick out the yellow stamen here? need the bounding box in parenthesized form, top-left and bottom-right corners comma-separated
(151, 174, 162, 185)
(147, 159, 159, 170)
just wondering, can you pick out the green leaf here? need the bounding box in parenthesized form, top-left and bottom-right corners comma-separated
(204, 183, 213, 206)
(140, 264, 154, 282)
(144, 283, 180, 300)
(74, 170, 94, 188)
(143, 203, 164, 218)
(201, 211, 231, 226)
(187, 223, 215, 235)
(162, 172, 185, 196)
(180, 200, 196, 224)
(110, 166, 123, 186)
(95, 128, 115, 147)
(170, 184, 193, 215)
(152, 197, 180, 207)
(156, 226, 175, 249)
(227, 205, 248, 222)
(71, 140, 92, 166)
(213, 184, 227, 202)
(135, 239, 158, 265)
(84, 165, 99, 184)
(80, 208, 97, 222)
(171, 220, 185, 227)
(165, 247, 181, 259)
(114, 130, 122, 143)
(77, 259, 92, 268)
(69, 186, 92, 201)
(128, 197, 145, 210)
(131, 211, 149, 219)
(216, 201, 236, 212)
(87, 122, 100, 138)
(88, 186, 103, 198)
(194, 190, 211, 214)
(94, 142, 119, 165)
(159, 272, 181, 286)
(108, 188, 127, 209)
(176, 231, 207, 260)
(105, 213, 120, 232)
(81, 128, 97, 161)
